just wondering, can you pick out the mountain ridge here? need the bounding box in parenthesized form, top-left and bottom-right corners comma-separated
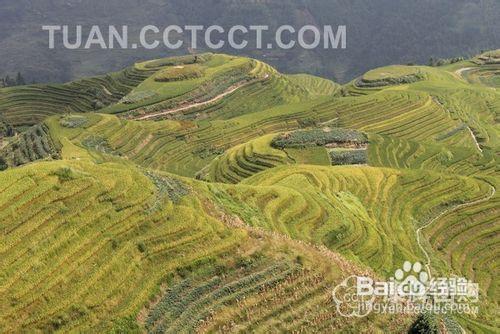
(1, 0, 499, 83)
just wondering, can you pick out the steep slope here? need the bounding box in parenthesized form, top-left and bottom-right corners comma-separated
(0, 54, 335, 130)
(0, 157, 413, 333)
(0, 66, 156, 128)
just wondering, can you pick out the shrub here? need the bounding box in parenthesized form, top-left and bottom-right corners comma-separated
(0, 124, 60, 167)
(51, 167, 75, 182)
(357, 72, 425, 87)
(137, 242, 147, 253)
(329, 149, 367, 165)
(271, 128, 367, 149)
(59, 116, 88, 128)
(144, 54, 212, 68)
(0, 120, 15, 137)
(408, 312, 439, 334)
(81, 136, 115, 154)
(0, 156, 7, 171)
(120, 90, 157, 104)
(192, 146, 225, 159)
(429, 57, 465, 66)
(145, 171, 190, 208)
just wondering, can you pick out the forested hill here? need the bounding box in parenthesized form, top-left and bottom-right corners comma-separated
(0, 0, 499, 83)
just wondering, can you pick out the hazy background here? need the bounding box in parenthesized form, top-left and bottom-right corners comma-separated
(0, 0, 499, 83)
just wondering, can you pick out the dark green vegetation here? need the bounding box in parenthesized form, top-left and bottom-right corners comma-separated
(0, 123, 60, 167)
(1, 1, 499, 83)
(329, 149, 367, 165)
(0, 117, 14, 137)
(0, 72, 26, 88)
(271, 128, 367, 149)
(408, 312, 439, 334)
(0, 51, 499, 333)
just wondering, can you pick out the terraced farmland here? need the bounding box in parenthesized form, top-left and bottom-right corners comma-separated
(210, 165, 491, 274)
(368, 134, 498, 177)
(199, 134, 292, 184)
(0, 160, 414, 332)
(40, 88, 470, 178)
(103, 54, 326, 122)
(0, 52, 499, 333)
(0, 67, 155, 127)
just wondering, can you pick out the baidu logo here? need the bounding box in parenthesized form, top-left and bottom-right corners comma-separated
(332, 261, 479, 317)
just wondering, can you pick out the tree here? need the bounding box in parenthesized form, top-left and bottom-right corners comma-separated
(4, 75, 15, 86)
(0, 120, 15, 137)
(408, 312, 439, 334)
(0, 156, 7, 171)
(16, 72, 25, 86)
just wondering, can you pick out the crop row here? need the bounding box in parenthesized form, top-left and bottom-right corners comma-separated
(0, 67, 154, 127)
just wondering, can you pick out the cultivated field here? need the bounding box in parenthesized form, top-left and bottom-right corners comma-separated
(0, 52, 499, 333)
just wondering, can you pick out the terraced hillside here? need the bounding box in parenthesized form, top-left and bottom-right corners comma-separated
(201, 128, 367, 183)
(0, 52, 499, 333)
(0, 159, 414, 333)
(99, 53, 334, 121)
(0, 53, 335, 131)
(211, 165, 490, 275)
(0, 66, 156, 128)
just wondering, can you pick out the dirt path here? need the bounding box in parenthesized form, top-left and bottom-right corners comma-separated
(454, 67, 474, 80)
(415, 184, 496, 278)
(101, 85, 113, 96)
(134, 75, 269, 121)
(413, 183, 495, 334)
(432, 95, 483, 153)
(466, 126, 483, 153)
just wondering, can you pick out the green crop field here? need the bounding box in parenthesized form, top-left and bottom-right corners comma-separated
(0, 51, 499, 333)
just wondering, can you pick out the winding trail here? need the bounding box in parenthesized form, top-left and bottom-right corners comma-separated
(134, 75, 269, 121)
(454, 67, 474, 80)
(432, 95, 483, 153)
(101, 85, 112, 96)
(412, 183, 495, 334)
(415, 184, 496, 278)
(466, 126, 483, 153)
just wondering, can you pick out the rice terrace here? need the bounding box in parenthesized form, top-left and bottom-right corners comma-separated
(0, 49, 499, 333)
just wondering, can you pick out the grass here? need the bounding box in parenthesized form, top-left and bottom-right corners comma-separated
(0, 51, 499, 332)
(0, 159, 412, 333)
(209, 165, 490, 277)
(358, 65, 425, 87)
(0, 66, 155, 127)
(153, 64, 204, 82)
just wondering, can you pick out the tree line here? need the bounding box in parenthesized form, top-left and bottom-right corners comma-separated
(0, 72, 26, 87)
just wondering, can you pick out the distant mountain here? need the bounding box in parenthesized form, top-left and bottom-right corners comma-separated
(0, 0, 499, 83)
